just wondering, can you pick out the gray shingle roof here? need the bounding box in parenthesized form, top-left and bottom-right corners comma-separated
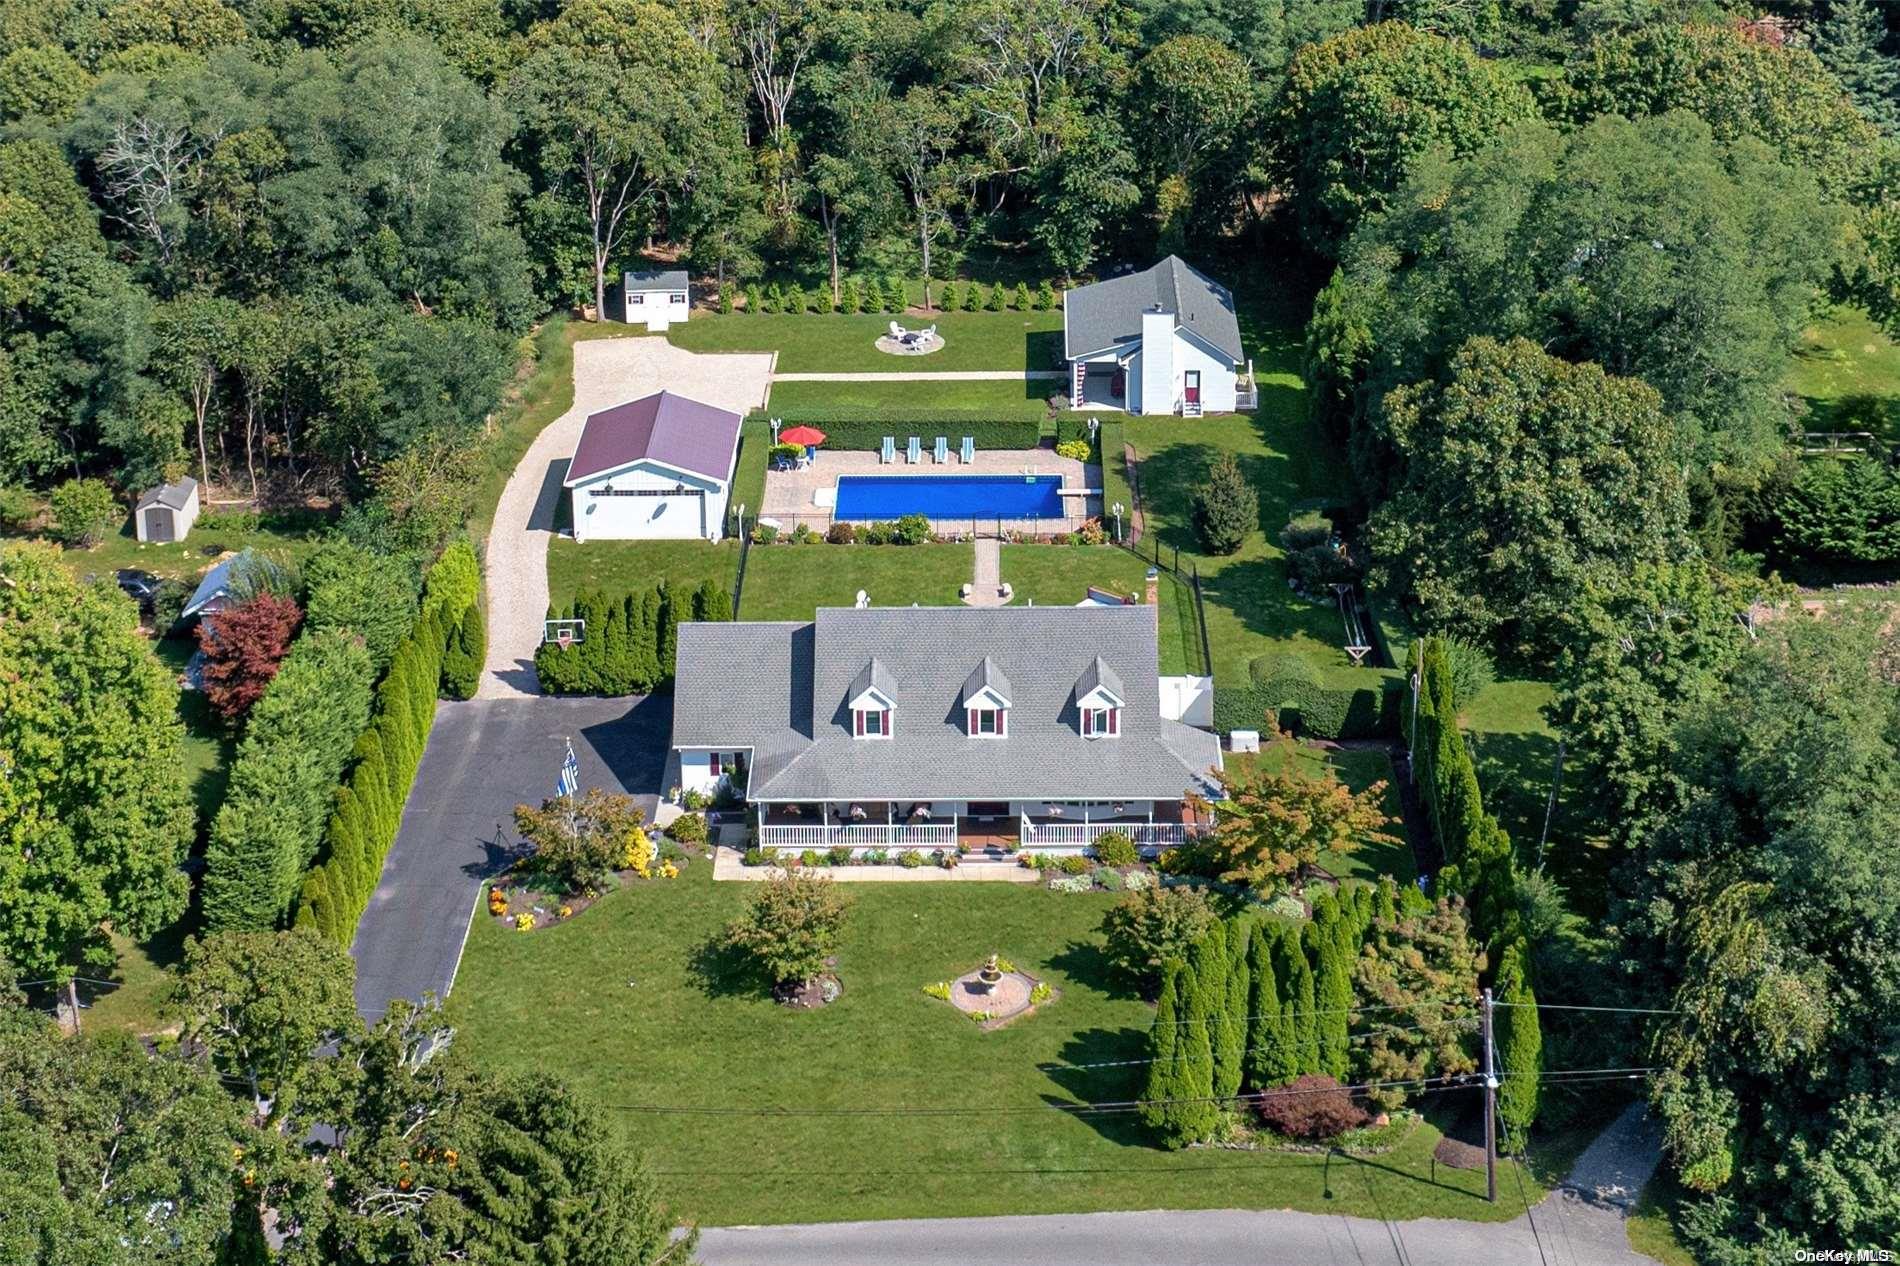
(672, 606, 1221, 802)
(1062, 256, 1243, 363)
(849, 657, 899, 704)
(1075, 655, 1124, 705)
(624, 269, 689, 292)
(137, 476, 197, 512)
(565, 391, 742, 485)
(960, 656, 1011, 706)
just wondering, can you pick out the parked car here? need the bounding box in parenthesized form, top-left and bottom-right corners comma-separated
(115, 568, 162, 612)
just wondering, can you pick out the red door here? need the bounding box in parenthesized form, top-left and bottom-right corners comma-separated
(1185, 370, 1201, 405)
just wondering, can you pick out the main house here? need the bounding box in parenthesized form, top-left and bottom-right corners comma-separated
(1064, 256, 1247, 417)
(672, 605, 1223, 854)
(564, 391, 742, 543)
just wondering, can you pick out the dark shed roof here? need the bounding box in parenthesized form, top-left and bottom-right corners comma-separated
(564, 391, 743, 486)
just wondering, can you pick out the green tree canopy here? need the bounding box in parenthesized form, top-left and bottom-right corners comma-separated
(1269, 22, 1537, 255)
(1365, 336, 1692, 655)
(0, 542, 192, 977)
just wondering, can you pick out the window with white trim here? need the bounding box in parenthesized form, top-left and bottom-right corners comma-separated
(629, 293, 645, 304)
(670, 292, 687, 304)
(1081, 706, 1120, 737)
(854, 708, 890, 738)
(968, 707, 1006, 737)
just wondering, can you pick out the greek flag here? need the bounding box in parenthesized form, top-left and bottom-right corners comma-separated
(554, 739, 580, 799)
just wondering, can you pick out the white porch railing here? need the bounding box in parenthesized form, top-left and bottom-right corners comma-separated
(1020, 820, 1188, 849)
(758, 823, 956, 851)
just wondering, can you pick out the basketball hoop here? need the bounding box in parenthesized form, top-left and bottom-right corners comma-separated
(543, 617, 586, 646)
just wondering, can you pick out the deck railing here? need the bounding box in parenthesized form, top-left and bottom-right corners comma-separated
(1020, 820, 1189, 849)
(758, 822, 957, 851)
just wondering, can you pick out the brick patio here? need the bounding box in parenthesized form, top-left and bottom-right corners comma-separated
(759, 447, 1098, 536)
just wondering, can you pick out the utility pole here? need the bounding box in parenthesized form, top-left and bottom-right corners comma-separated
(1481, 986, 1498, 1204)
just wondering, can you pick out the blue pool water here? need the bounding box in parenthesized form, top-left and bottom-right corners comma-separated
(833, 474, 1066, 521)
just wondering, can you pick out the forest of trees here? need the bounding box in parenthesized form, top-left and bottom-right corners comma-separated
(3, 0, 1900, 1258)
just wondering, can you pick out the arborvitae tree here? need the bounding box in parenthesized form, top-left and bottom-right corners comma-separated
(630, 589, 660, 690)
(1141, 965, 1188, 1145)
(600, 599, 633, 692)
(882, 275, 905, 312)
(1374, 875, 1399, 925)
(861, 276, 885, 314)
(693, 577, 732, 621)
(1036, 280, 1057, 310)
(441, 598, 485, 700)
(942, 280, 963, 311)
(1197, 922, 1244, 1105)
(718, 283, 734, 314)
(764, 282, 783, 313)
(813, 284, 835, 314)
(961, 279, 983, 312)
(1178, 935, 1221, 1141)
(1221, 918, 1250, 1096)
(1013, 281, 1032, 310)
(1247, 924, 1296, 1087)
(1285, 929, 1320, 1076)
(657, 583, 681, 685)
(1190, 452, 1258, 555)
(743, 283, 761, 314)
(1494, 935, 1542, 1152)
(985, 281, 1006, 311)
(1308, 897, 1354, 1079)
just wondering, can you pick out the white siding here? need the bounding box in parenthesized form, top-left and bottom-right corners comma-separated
(569, 459, 730, 542)
(1138, 310, 1174, 415)
(1159, 675, 1214, 727)
(679, 749, 730, 797)
(623, 281, 691, 332)
(1174, 330, 1238, 413)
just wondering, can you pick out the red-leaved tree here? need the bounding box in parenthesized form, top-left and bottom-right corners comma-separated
(199, 592, 303, 722)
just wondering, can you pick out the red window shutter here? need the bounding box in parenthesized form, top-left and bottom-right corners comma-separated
(998, 708, 1006, 737)
(1108, 709, 1119, 735)
(710, 752, 723, 776)
(1082, 709, 1093, 736)
(966, 709, 975, 734)
(886, 710, 893, 738)
(855, 710, 864, 737)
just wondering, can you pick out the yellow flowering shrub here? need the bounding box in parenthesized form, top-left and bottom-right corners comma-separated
(624, 827, 654, 878)
(514, 913, 535, 931)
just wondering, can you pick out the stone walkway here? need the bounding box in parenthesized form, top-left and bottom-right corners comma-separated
(963, 537, 1007, 606)
(478, 337, 775, 698)
(770, 369, 1065, 382)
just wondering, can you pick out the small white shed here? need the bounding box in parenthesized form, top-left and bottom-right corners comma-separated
(134, 476, 200, 543)
(622, 269, 691, 331)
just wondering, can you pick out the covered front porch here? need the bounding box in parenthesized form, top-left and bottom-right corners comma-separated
(754, 798, 1198, 854)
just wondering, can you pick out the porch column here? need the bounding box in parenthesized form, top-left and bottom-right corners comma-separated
(1071, 360, 1084, 408)
(887, 801, 895, 848)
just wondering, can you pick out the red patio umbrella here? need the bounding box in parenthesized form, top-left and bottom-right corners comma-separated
(778, 425, 828, 447)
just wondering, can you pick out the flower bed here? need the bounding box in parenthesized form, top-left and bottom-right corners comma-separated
(486, 845, 690, 932)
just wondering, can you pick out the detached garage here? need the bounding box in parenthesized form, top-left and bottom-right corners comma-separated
(564, 391, 743, 543)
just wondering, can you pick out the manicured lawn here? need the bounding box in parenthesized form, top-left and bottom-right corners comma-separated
(82, 926, 187, 1038)
(445, 866, 1544, 1226)
(738, 542, 973, 619)
(1787, 305, 1900, 438)
(1121, 275, 1357, 686)
(670, 310, 1063, 373)
(764, 377, 1057, 420)
(1627, 1171, 1699, 1266)
(547, 538, 740, 608)
(999, 544, 1198, 676)
(22, 515, 329, 587)
(1221, 743, 1415, 885)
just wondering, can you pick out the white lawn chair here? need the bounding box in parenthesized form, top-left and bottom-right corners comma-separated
(960, 436, 975, 464)
(906, 436, 921, 464)
(933, 436, 948, 463)
(881, 436, 896, 464)
(888, 321, 904, 340)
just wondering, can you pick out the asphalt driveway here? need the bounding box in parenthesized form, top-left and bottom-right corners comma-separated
(350, 694, 672, 1020)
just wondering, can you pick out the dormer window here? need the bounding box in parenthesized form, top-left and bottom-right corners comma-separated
(960, 656, 1012, 739)
(848, 657, 897, 740)
(1075, 655, 1126, 739)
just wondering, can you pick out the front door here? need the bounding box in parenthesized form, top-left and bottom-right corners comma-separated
(145, 507, 174, 543)
(1184, 370, 1201, 405)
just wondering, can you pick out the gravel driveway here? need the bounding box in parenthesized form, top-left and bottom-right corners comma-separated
(479, 337, 775, 699)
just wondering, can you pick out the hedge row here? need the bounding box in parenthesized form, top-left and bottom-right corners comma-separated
(746, 413, 1043, 451)
(1211, 654, 1402, 739)
(199, 629, 376, 933)
(294, 544, 477, 945)
(535, 578, 730, 696)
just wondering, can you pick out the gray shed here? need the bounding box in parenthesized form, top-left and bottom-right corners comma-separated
(134, 476, 200, 543)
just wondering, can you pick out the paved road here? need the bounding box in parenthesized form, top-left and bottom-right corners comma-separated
(697, 1104, 1664, 1266)
(479, 338, 775, 699)
(350, 695, 672, 1019)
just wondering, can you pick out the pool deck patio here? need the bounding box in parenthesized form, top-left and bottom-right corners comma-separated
(760, 447, 1096, 536)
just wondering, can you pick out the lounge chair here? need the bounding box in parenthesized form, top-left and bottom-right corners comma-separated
(881, 436, 896, 464)
(960, 436, 975, 464)
(933, 436, 948, 463)
(888, 321, 904, 340)
(906, 436, 921, 464)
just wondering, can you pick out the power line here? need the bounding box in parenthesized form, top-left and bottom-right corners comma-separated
(1494, 1002, 1684, 1016)
(1052, 1018, 1481, 1071)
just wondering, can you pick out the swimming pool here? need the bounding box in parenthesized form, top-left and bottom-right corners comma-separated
(832, 474, 1067, 521)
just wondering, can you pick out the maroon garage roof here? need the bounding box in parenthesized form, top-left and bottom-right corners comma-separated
(564, 391, 743, 486)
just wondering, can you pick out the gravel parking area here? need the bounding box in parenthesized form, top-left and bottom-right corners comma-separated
(479, 337, 774, 699)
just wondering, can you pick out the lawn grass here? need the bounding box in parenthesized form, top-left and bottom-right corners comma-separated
(1626, 1171, 1699, 1266)
(24, 514, 330, 587)
(1221, 743, 1415, 884)
(80, 925, 187, 1037)
(999, 544, 1197, 676)
(737, 542, 973, 619)
(670, 310, 1064, 373)
(445, 865, 1544, 1226)
(547, 538, 740, 609)
(765, 377, 1057, 420)
(1787, 305, 1900, 438)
